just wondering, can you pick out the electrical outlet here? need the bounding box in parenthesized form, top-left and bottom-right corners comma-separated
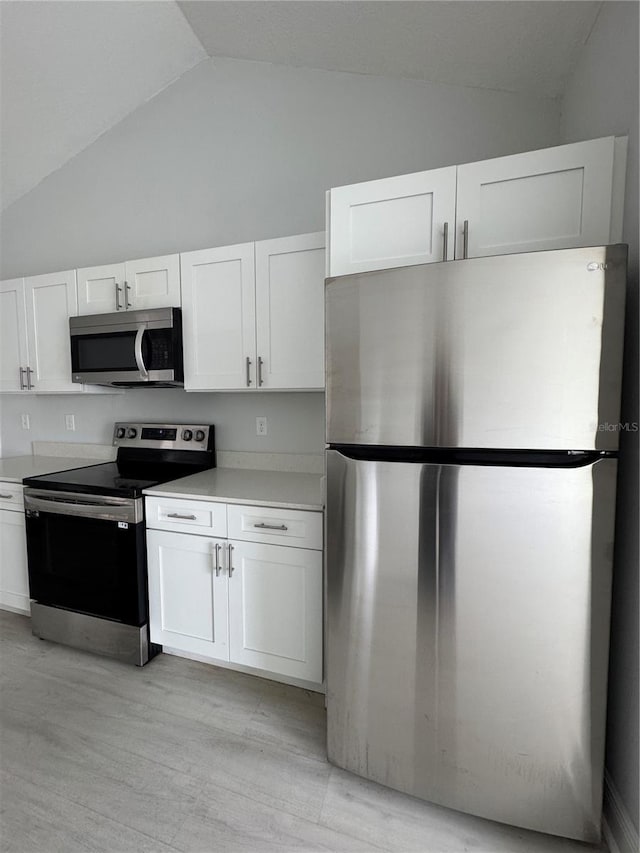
(21, 413, 30, 430)
(65, 414, 76, 431)
(256, 416, 268, 436)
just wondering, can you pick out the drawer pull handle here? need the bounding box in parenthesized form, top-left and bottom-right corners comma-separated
(253, 522, 288, 531)
(0, 493, 14, 499)
(167, 512, 197, 520)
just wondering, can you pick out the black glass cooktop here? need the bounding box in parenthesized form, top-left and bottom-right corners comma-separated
(23, 461, 205, 499)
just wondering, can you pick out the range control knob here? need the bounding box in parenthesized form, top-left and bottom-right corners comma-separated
(115, 427, 126, 439)
(194, 429, 206, 443)
(127, 428, 137, 439)
(182, 429, 193, 441)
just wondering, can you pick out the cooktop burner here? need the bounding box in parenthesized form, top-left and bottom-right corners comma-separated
(23, 422, 216, 498)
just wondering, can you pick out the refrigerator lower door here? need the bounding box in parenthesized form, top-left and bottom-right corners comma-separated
(326, 449, 617, 842)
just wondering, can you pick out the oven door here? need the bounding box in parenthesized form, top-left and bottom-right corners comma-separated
(24, 489, 147, 626)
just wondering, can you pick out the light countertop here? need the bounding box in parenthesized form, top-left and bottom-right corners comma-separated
(0, 456, 108, 484)
(144, 467, 324, 511)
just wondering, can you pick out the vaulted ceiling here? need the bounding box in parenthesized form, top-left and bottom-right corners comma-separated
(0, 0, 603, 212)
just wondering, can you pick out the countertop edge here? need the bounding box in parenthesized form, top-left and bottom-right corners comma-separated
(142, 487, 323, 512)
(0, 455, 109, 484)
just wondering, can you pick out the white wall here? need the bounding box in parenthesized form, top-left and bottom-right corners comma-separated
(0, 391, 325, 456)
(0, 55, 560, 458)
(0, 56, 559, 280)
(561, 1, 639, 842)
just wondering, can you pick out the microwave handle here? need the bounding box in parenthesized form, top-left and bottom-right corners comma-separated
(134, 325, 149, 379)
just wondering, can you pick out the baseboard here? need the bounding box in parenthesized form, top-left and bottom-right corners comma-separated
(603, 770, 639, 853)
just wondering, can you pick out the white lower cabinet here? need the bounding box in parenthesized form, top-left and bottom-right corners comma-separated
(227, 539, 322, 681)
(146, 498, 323, 687)
(0, 483, 30, 614)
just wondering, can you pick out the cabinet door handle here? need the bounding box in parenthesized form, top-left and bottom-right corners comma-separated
(167, 512, 197, 520)
(26, 367, 34, 390)
(115, 282, 122, 310)
(0, 493, 14, 499)
(124, 281, 132, 309)
(257, 356, 264, 387)
(245, 356, 252, 387)
(211, 542, 222, 577)
(227, 543, 234, 577)
(19, 367, 26, 390)
(462, 220, 469, 259)
(253, 522, 288, 531)
(442, 222, 449, 262)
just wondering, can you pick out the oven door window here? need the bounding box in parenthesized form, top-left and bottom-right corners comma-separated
(26, 512, 147, 626)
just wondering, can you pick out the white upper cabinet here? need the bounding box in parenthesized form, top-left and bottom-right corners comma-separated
(455, 136, 622, 259)
(0, 279, 29, 393)
(24, 270, 80, 394)
(0, 271, 81, 394)
(181, 242, 256, 391)
(181, 232, 325, 392)
(123, 254, 181, 311)
(327, 137, 626, 276)
(255, 232, 325, 390)
(77, 254, 180, 315)
(76, 262, 125, 315)
(329, 167, 457, 276)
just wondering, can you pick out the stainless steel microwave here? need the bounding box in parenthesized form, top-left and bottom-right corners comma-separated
(70, 307, 183, 387)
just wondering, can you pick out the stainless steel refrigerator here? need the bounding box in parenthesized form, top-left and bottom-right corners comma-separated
(325, 244, 627, 843)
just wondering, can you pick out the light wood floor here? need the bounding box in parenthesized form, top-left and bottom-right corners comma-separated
(0, 611, 605, 853)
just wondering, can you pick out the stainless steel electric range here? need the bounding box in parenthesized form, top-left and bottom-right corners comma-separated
(22, 423, 215, 665)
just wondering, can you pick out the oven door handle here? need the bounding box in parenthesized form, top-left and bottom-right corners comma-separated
(24, 490, 142, 524)
(134, 324, 149, 379)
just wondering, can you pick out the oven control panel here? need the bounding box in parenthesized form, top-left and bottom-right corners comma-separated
(113, 423, 214, 451)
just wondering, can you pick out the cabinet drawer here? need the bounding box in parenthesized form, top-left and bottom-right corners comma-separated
(227, 504, 322, 550)
(0, 482, 23, 511)
(145, 497, 227, 536)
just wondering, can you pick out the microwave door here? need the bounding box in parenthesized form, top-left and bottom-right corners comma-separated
(69, 307, 183, 386)
(71, 324, 147, 384)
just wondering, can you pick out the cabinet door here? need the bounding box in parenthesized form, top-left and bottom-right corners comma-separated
(24, 270, 81, 394)
(124, 254, 181, 310)
(0, 279, 28, 392)
(455, 137, 617, 259)
(329, 167, 457, 276)
(147, 529, 229, 659)
(0, 508, 30, 614)
(181, 243, 256, 390)
(255, 233, 325, 389)
(228, 540, 322, 684)
(77, 263, 126, 315)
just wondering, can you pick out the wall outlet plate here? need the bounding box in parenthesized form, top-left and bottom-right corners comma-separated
(256, 416, 268, 436)
(65, 414, 76, 431)
(21, 413, 30, 430)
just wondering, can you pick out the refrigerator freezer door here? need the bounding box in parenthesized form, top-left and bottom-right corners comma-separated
(326, 449, 617, 842)
(326, 245, 626, 450)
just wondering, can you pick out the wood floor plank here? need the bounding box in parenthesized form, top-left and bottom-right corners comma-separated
(171, 780, 383, 852)
(0, 769, 180, 853)
(1, 704, 200, 845)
